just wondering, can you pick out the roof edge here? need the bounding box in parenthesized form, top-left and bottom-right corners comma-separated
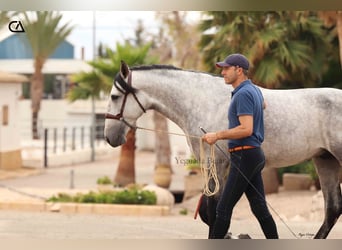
(0, 71, 29, 83)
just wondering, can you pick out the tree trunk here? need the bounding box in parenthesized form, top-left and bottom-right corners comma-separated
(337, 11, 342, 69)
(153, 111, 171, 168)
(319, 11, 342, 69)
(153, 111, 172, 188)
(30, 60, 44, 139)
(113, 128, 136, 186)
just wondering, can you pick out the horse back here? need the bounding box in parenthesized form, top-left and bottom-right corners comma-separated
(261, 87, 342, 167)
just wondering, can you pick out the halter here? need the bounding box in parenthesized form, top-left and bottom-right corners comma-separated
(105, 70, 146, 121)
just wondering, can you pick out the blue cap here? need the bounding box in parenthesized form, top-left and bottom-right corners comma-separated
(216, 53, 249, 70)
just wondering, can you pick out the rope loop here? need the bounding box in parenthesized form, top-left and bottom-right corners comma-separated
(199, 138, 220, 196)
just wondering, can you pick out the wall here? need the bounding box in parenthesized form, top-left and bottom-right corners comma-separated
(0, 83, 23, 169)
(0, 83, 22, 151)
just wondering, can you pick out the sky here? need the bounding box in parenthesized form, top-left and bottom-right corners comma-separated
(60, 11, 202, 60)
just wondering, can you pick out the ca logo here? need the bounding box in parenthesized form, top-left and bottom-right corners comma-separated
(8, 21, 25, 33)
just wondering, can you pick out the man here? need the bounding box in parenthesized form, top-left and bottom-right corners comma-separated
(202, 53, 278, 239)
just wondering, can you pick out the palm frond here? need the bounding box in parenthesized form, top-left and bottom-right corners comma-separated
(22, 11, 74, 59)
(198, 11, 334, 88)
(67, 42, 153, 102)
(0, 11, 10, 27)
(253, 57, 287, 88)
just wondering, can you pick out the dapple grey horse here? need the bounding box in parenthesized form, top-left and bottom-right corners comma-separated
(104, 61, 342, 239)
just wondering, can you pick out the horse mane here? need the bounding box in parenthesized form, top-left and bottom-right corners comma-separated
(131, 64, 222, 78)
(131, 64, 181, 71)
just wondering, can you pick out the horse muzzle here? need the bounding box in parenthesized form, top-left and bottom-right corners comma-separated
(104, 120, 127, 147)
(105, 135, 126, 148)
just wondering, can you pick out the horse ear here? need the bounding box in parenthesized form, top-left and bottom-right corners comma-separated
(120, 60, 130, 78)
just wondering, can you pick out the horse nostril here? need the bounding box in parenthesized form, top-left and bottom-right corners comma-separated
(105, 137, 110, 144)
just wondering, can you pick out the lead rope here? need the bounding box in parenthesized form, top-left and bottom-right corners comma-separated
(199, 138, 220, 196)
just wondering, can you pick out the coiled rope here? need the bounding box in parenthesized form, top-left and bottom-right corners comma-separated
(199, 138, 220, 196)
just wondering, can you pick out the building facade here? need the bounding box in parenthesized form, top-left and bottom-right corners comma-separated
(0, 71, 28, 169)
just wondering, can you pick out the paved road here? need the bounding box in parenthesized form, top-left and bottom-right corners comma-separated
(0, 210, 207, 239)
(0, 150, 341, 239)
(1, 209, 342, 239)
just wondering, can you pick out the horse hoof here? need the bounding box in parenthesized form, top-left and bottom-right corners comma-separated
(224, 232, 252, 239)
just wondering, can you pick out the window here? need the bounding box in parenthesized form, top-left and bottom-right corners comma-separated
(2, 105, 8, 126)
(95, 113, 105, 139)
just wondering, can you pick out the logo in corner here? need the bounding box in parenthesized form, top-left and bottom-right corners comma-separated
(8, 21, 25, 33)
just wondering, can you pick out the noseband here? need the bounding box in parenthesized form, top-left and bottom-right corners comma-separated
(105, 70, 146, 121)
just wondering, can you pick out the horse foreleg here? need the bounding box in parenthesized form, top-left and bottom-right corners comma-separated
(207, 196, 218, 238)
(198, 195, 218, 238)
(313, 154, 342, 239)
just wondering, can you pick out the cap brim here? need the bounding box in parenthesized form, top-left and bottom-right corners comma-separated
(215, 62, 231, 68)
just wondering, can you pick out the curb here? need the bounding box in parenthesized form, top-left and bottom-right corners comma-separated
(0, 201, 171, 216)
(0, 168, 44, 180)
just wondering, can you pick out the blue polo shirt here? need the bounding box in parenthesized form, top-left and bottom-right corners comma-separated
(228, 80, 264, 148)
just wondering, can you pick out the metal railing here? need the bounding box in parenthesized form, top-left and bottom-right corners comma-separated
(42, 124, 106, 167)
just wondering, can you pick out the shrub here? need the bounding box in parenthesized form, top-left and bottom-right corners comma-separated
(79, 191, 98, 203)
(96, 176, 113, 185)
(304, 161, 318, 181)
(47, 187, 157, 205)
(277, 160, 317, 184)
(179, 208, 188, 215)
(113, 188, 156, 205)
(47, 193, 74, 203)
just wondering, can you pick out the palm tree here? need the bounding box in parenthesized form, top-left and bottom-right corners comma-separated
(318, 11, 342, 69)
(199, 11, 333, 88)
(0, 11, 9, 27)
(155, 11, 202, 69)
(68, 42, 154, 186)
(21, 11, 74, 139)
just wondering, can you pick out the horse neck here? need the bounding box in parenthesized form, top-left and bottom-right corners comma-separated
(132, 68, 229, 135)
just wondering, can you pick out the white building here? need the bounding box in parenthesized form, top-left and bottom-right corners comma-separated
(0, 71, 28, 170)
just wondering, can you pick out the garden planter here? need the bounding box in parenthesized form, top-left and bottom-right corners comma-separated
(153, 165, 172, 189)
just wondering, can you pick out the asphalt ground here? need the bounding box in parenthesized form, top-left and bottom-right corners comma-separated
(0, 149, 341, 240)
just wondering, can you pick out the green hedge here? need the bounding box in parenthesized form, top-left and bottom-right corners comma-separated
(96, 176, 113, 185)
(47, 187, 157, 205)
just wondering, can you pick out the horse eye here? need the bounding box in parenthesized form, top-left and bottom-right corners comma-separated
(111, 94, 120, 101)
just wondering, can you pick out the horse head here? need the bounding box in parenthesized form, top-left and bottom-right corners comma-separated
(104, 61, 149, 147)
